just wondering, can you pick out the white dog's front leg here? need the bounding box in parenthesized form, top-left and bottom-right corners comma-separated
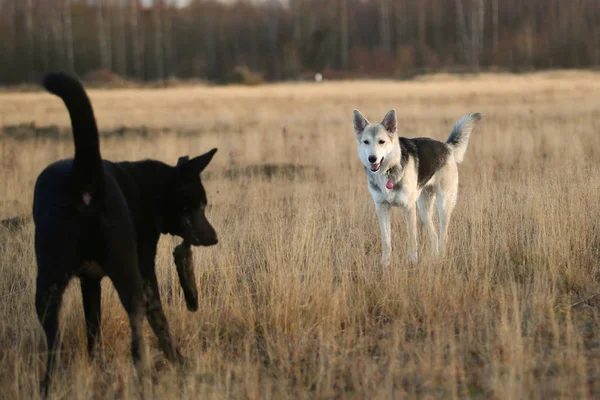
(376, 202, 392, 266)
(404, 206, 418, 263)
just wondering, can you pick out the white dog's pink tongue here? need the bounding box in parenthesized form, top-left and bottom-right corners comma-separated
(386, 181, 394, 190)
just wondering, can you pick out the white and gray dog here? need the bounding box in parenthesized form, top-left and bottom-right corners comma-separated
(353, 109, 482, 265)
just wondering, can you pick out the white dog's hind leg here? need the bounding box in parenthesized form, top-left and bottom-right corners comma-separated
(436, 182, 458, 255)
(404, 206, 418, 263)
(417, 188, 439, 257)
(376, 203, 392, 266)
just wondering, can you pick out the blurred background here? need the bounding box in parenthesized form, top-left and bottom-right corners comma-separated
(0, 0, 598, 86)
(2, 2, 600, 398)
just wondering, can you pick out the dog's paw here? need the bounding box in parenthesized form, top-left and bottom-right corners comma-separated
(39, 379, 49, 399)
(175, 349, 195, 370)
(380, 255, 391, 267)
(175, 348, 187, 364)
(437, 242, 445, 256)
(407, 251, 418, 263)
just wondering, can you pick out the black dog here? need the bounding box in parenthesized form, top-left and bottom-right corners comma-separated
(34, 73, 218, 394)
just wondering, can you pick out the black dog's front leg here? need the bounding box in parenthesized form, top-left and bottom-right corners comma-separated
(143, 273, 184, 364)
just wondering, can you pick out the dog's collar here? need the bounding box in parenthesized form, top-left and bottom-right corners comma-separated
(385, 163, 403, 183)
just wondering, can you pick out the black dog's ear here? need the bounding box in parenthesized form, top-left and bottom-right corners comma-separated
(187, 148, 218, 174)
(177, 156, 190, 166)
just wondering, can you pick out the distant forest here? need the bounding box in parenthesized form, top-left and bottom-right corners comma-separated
(0, 0, 598, 84)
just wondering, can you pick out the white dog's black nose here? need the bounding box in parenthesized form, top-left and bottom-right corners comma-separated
(368, 155, 377, 163)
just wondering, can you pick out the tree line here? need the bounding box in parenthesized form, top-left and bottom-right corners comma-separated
(0, 0, 598, 85)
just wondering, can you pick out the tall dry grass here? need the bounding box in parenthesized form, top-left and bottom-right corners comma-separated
(1, 72, 600, 399)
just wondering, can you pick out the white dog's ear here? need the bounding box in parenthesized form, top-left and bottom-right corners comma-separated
(353, 109, 370, 134)
(381, 109, 397, 134)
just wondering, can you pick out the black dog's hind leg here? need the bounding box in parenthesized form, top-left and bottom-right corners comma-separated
(35, 221, 78, 397)
(36, 275, 70, 397)
(105, 261, 148, 374)
(81, 278, 102, 358)
(144, 273, 184, 364)
(107, 264, 152, 397)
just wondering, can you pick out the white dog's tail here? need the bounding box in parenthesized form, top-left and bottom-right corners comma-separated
(445, 112, 482, 164)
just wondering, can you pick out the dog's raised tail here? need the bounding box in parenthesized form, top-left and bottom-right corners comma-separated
(43, 72, 104, 204)
(445, 112, 482, 164)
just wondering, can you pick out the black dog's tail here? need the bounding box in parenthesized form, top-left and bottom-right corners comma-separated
(43, 73, 104, 204)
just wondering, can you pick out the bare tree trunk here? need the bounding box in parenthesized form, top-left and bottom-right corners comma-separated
(417, 0, 427, 65)
(431, 0, 443, 55)
(129, 0, 143, 79)
(455, 0, 469, 67)
(340, 0, 348, 68)
(268, 13, 281, 80)
(593, 0, 600, 65)
(418, 1, 426, 45)
(5, 0, 18, 82)
(39, 2, 50, 73)
(470, 0, 484, 72)
(492, 0, 499, 54)
(112, 0, 127, 76)
(292, 0, 302, 45)
(51, 4, 65, 67)
(380, 0, 391, 52)
(97, 2, 112, 70)
(395, 0, 404, 52)
(153, 0, 164, 81)
(290, 1, 301, 76)
(205, 15, 216, 79)
(250, 16, 259, 72)
(63, 0, 75, 73)
(23, 0, 35, 81)
(164, 0, 174, 78)
(529, 0, 537, 68)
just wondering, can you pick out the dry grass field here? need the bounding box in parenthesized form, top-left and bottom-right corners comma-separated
(1, 72, 600, 399)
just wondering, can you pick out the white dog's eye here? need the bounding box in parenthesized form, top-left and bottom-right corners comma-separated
(363, 140, 370, 145)
(378, 140, 385, 145)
